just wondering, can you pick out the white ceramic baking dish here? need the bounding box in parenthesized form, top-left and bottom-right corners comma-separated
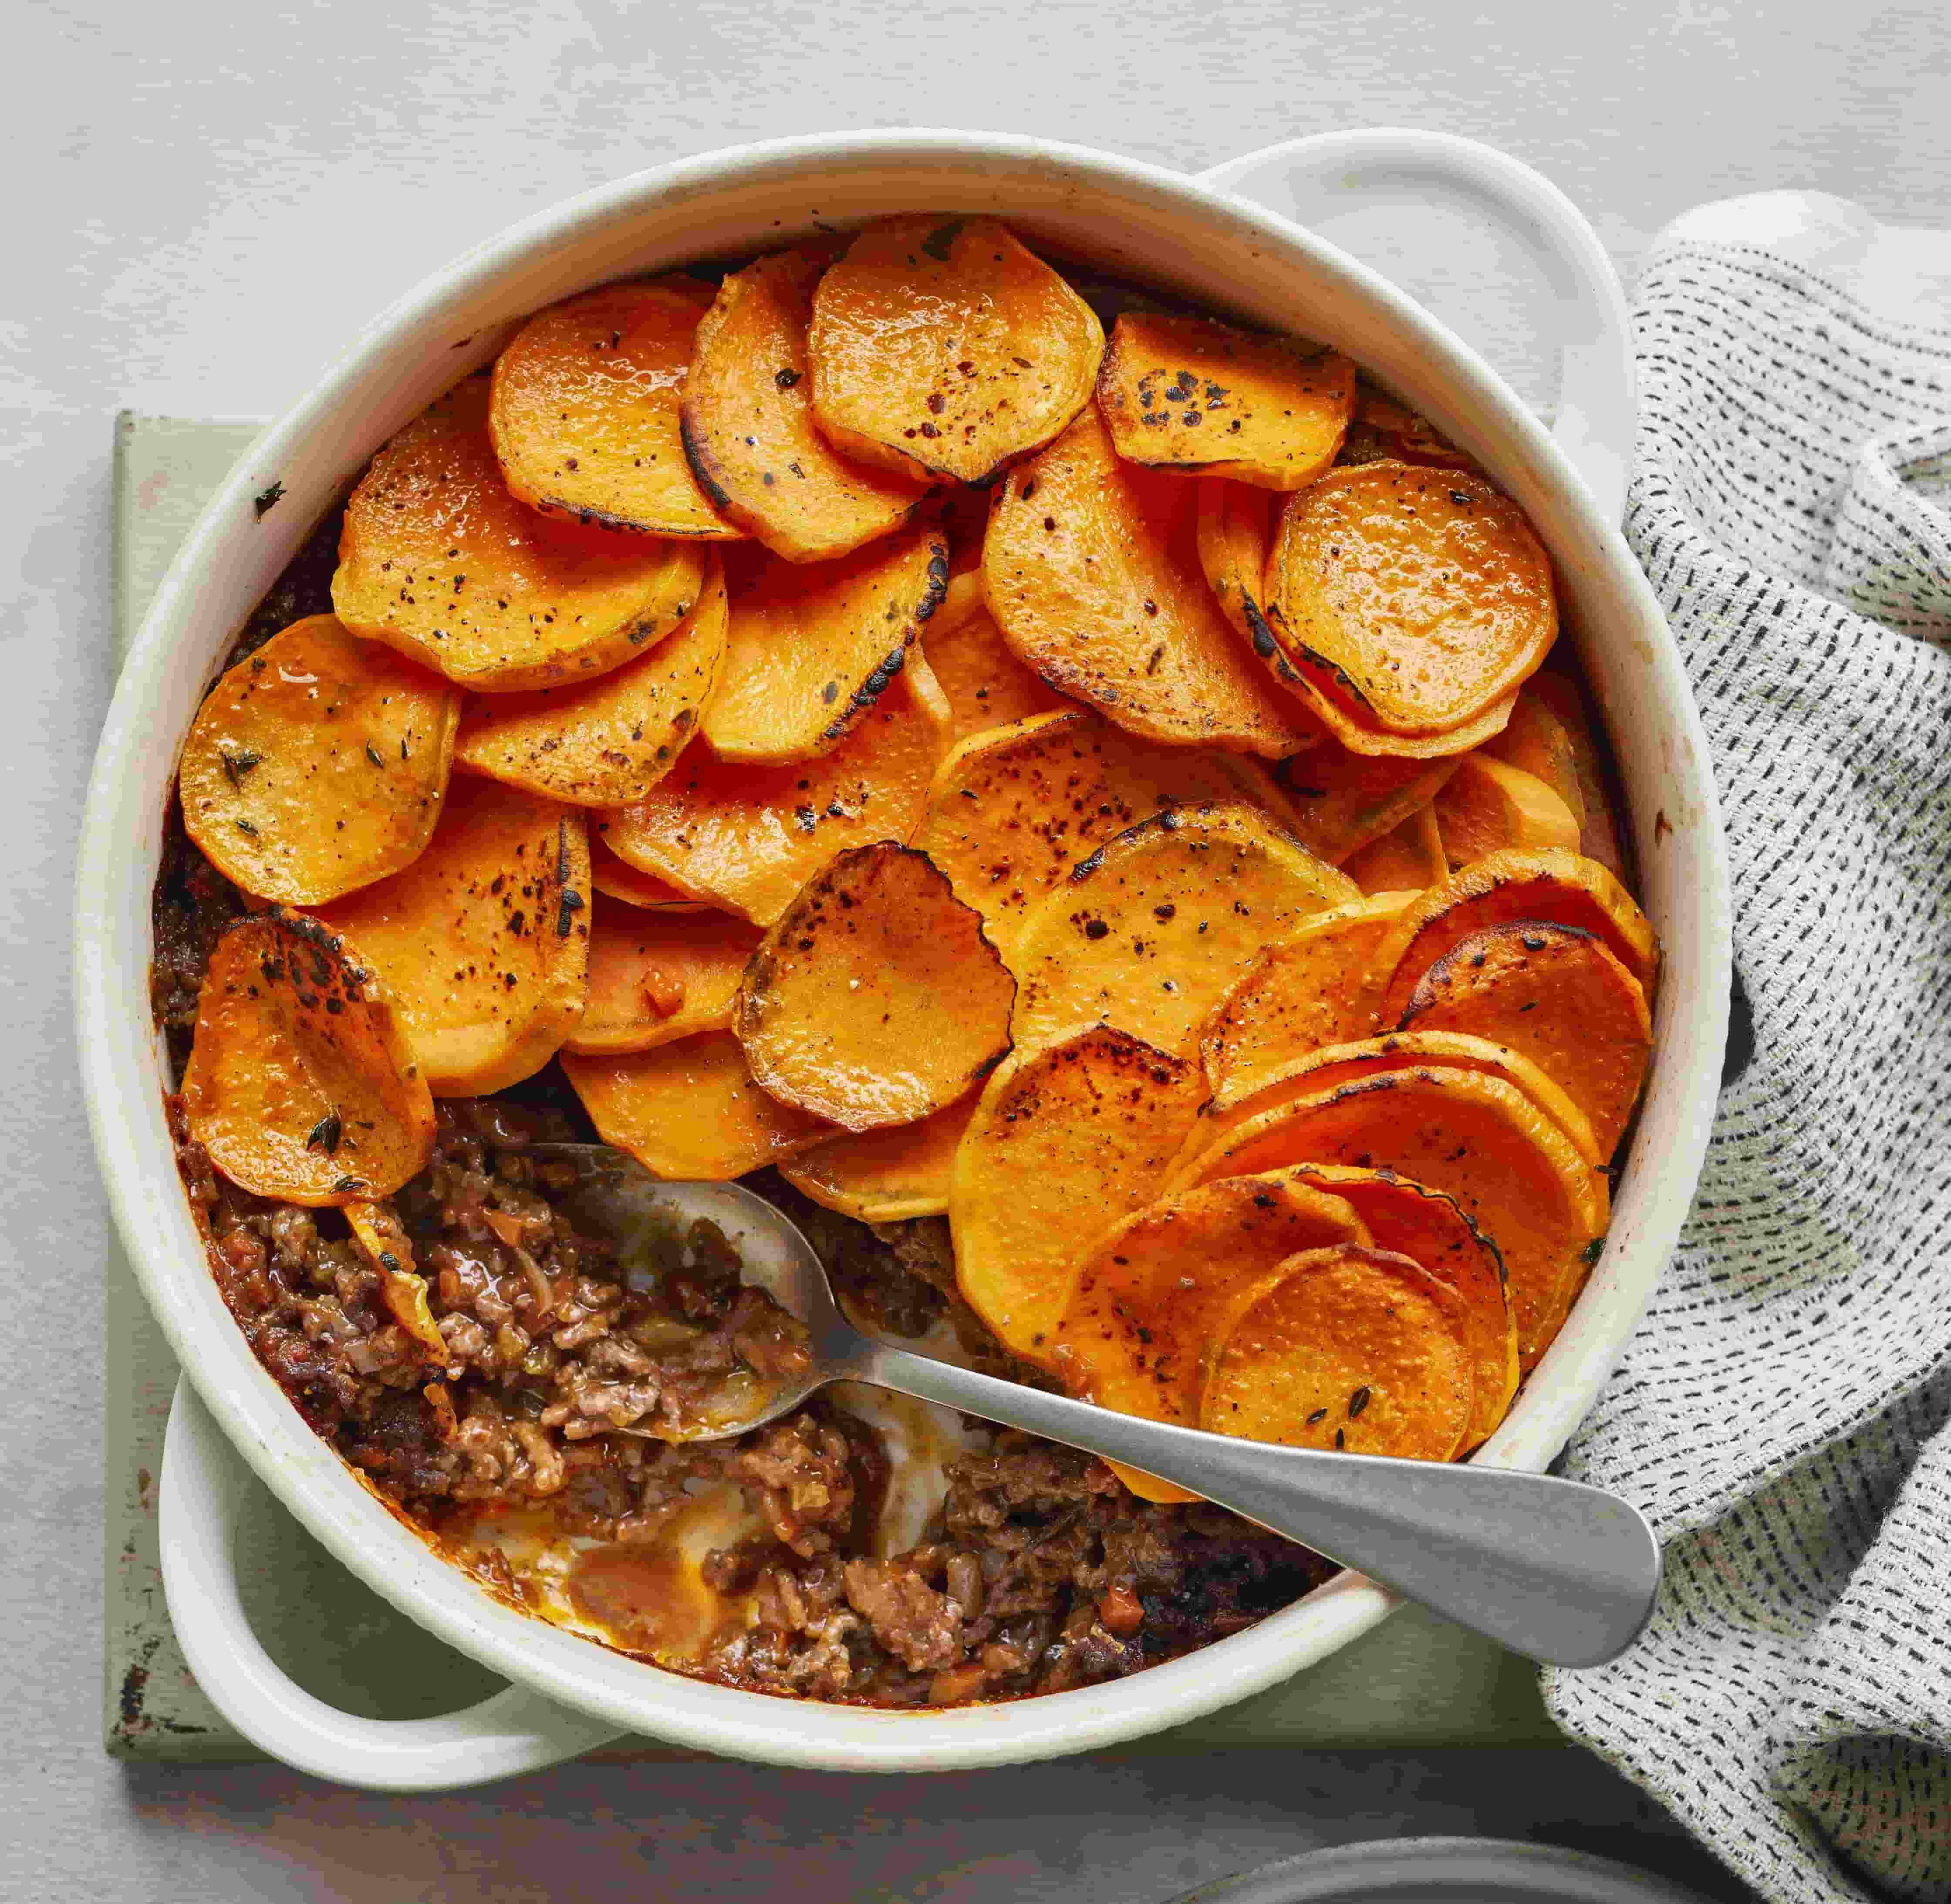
(75, 127, 1730, 1789)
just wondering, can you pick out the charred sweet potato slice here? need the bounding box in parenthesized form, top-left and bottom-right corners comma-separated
(179, 614, 461, 905)
(1193, 478, 1283, 652)
(1169, 1066, 1608, 1371)
(680, 244, 928, 564)
(1431, 754, 1579, 868)
(597, 657, 953, 926)
(914, 706, 1262, 955)
(921, 600, 1065, 741)
(1399, 921, 1652, 1158)
(1275, 744, 1455, 868)
(1009, 802, 1358, 1058)
(453, 554, 726, 805)
(986, 408, 1316, 755)
(587, 830, 712, 912)
(1273, 1163, 1516, 1448)
(1097, 315, 1355, 489)
(734, 843, 1015, 1131)
(564, 893, 763, 1056)
(780, 1092, 979, 1222)
(1200, 1245, 1473, 1461)
(317, 779, 590, 1095)
(1525, 673, 1626, 875)
(950, 1025, 1205, 1360)
(333, 378, 706, 692)
(701, 527, 948, 763)
(807, 216, 1104, 485)
(344, 1200, 449, 1362)
(1344, 803, 1446, 895)
(1368, 847, 1658, 1025)
(488, 278, 740, 540)
(562, 1030, 832, 1179)
(180, 910, 435, 1205)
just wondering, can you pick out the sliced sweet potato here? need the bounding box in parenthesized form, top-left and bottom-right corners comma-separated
(1258, 650, 1519, 761)
(1193, 478, 1281, 650)
(179, 614, 461, 905)
(921, 600, 1065, 741)
(1200, 1245, 1473, 1461)
(562, 1031, 831, 1179)
(807, 216, 1104, 485)
(317, 779, 590, 1095)
(780, 1092, 978, 1222)
(1479, 686, 1584, 828)
(1272, 1163, 1516, 1448)
(680, 246, 928, 563)
(1266, 461, 1556, 736)
(949, 1026, 1204, 1359)
(1367, 847, 1659, 1025)
(1352, 385, 1474, 468)
(344, 1200, 449, 1361)
(598, 657, 953, 926)
(564, 893, 763, 1056)
(1199, 893, 1414, 1092)
(1399, 921, 1652, 1157)
(1431, 754, 1579, 868)
(1344, 803, 1446, 895)
(1097, 315, 1355, 488)
(985, 408, 1316, 755)
(587, 830, 712, 912)
(1169, 1066, 1609, 1371)
(912, 706, 1263, 955)
(734, 843, 1014, 1131)
(1276, 743, 1457, 867)
(701, 527, 948, 764)
(333, 378, 706, 692)
(488, 279, 740, 540)
(180, 910, 435, 1205)
(1525, 673, 1626, 875)
(1009, 802, 1359, 1059)
(453, 553, 726, 806)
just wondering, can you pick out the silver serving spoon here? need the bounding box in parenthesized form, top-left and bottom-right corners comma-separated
(537, 1143, 1660, 1668)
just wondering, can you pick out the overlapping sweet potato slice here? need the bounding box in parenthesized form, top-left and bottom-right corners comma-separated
(949, 1026, 1204, 1360)
(1367, 847, 1658, 1025)
(1097, 315, 1355, 488)
(1343, 803, 1445, 895)
(986, 409, 1317, 755)
(1399, 921, 1652, 1158)
(679, 245, 928, 564)
(344, 1200, 449, 1361)
(1193, 478, 1281, 651)
(317, 779, 590, 1095)
(1009, 801, 1358, 1058)
(1265, 460, 1555, 736)
(333, 378, 706, 692)
(1273, 1163, 1516, 1448)
(1200, 1245, 1473, 1461)
(808, 216, 1104, 485)
(1276, 743, 1458, 867)
(587, 830, 711, 911)
(564, 893, 763, 1056)
(180, 910, 435, 1205)
(597, 658, 953, 926)
(1525, 673, 1626, 875)
(1351, 385, 1475, 468)
(700, 528, 947, 764)
(921, 598, 1065, 741)
(734, 844, 1015, 1131)
(912, 706, 1263, 955)
(1169, 1066, 1608, 1371)
(780, 1092, 979, 1222)
(179, 614, 461, 905)
(453, 554, 726, 805)
(1431, 755, 1579, 868)
(562, 1030, 831, 1180)
(1480, 686, 1585, 830)
(488, 278, 740, 540)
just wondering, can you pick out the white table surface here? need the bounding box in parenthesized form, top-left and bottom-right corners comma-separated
(11, 1, 1949, 1897)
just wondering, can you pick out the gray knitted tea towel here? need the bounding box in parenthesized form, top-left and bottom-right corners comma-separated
(1539, 193, 1951, 1904)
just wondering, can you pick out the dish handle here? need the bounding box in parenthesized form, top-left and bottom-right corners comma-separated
(1198, 129, 1634, 524)
(159, 1377, 625, 1789)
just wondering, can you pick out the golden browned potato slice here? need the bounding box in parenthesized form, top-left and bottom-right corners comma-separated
(808, 216, 1104, 485)
(180, 910, 434, 1205)
(586, 829, 713, 912)
(564, 893, 763, 1056)
(1352, 384, 1476, 468)
(780, 1093, 979, 1223)
(1097, 315, 1355, 488)
(1276, 742, 1460, 867)
(318, 779, 590, 1095)
(681, 245, 929, 563)
(921, 600, 1065, 741)
(333, 379, 705, 692)
(1521, 673, 1627, 875)
(1479, 685, 1585, 828)
(734, 844, 1015, 1131)
(1009, 801, 1359, 1057)
(985, 408, 1316, 755)
(701, 527, 947, 764)
(178, 614, 460, 905)
(452, 554, 727, 806)
(1193, 477, 1281, 649)
(343, 1201, 449, 1361)
(1431, 755, 1580, 868)
(488, 278, 741, 540)
(1343, 803, 1446, 894)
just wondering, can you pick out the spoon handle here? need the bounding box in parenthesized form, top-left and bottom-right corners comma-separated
(844, 1339, 1660, 1668)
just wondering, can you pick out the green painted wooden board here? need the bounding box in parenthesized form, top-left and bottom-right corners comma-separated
(103, 413, 1563, 1760)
